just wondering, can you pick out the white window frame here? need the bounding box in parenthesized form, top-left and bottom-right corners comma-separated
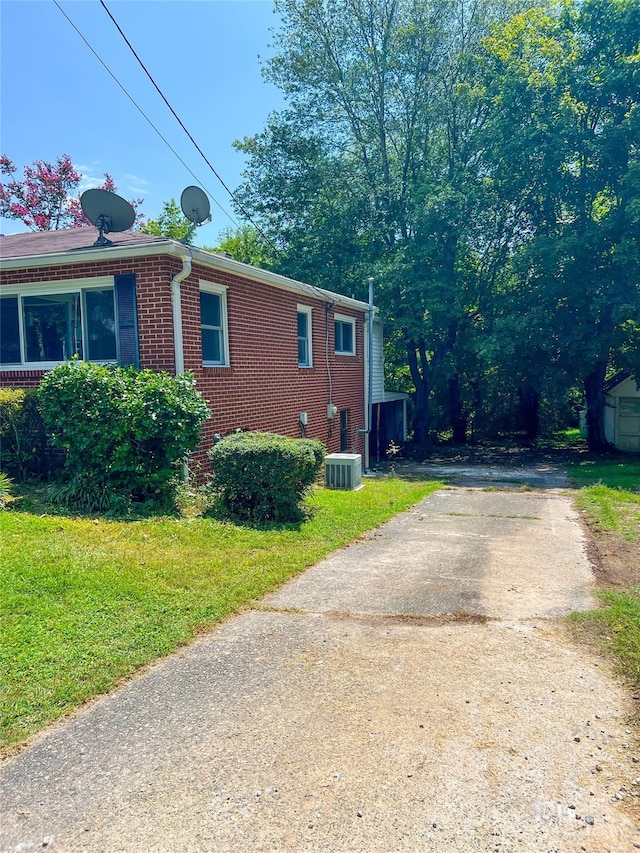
(0, 276, 116, 371)
(334, 313, 356, 356)
(199, 280, 229, 367)
(297, 304, 313, 368)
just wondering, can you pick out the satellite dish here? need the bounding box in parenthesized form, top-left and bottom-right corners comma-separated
(81, 189, 136, 247)
(180, 186, 211, 226)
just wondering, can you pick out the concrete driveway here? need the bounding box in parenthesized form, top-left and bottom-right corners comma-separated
(2, 467, 639, 852)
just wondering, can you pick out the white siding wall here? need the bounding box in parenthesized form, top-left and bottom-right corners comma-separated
(370, 319, 385, 403)
(605, 375, 640, 451)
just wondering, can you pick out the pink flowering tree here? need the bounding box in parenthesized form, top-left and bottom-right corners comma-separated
(0, 154, 143, 231)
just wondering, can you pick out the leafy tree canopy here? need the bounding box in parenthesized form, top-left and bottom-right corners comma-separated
(478, 0, 640, 447)
(0, 154, 143, 232)
(233, 0, 639, 448)
(210, 224, 278, 268)
(140, 198, 195, 243)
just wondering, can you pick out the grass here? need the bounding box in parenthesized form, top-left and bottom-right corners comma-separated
(568, 455, 640, 492)
(538, 427, 586, 448)
(568, 455, 640, 541)
(574, 483, 640, 541)
(0, 476, 440, 750)
(570, 591, 640, 688)
(566, 453, 640, 700)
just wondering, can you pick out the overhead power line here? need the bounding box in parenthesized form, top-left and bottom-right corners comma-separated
(51, 0, 351, 307)
(52, 0, 239, 229)
(97, 0, 277, 250)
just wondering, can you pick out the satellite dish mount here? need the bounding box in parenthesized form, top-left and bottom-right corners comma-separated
(93, 213, 115, 247)
(81, 189, 136, 247)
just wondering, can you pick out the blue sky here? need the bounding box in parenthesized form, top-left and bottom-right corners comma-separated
(0, 0, 284, 244)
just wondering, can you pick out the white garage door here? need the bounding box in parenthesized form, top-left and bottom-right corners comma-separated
(618, 397, 640, 451)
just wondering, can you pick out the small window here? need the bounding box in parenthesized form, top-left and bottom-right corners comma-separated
(335, 314, 355, 355)
(340, 409, 349, 451)
(297, 306, 312, 367)
(200, 284, 229, 366)
(0, 297, 20, 365)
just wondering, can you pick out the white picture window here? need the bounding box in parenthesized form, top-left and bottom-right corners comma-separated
(297, 306, 312, 367)
(200, 282, 229, 366)
(334, 313, 355, 356)
(0, 278, 116, 368)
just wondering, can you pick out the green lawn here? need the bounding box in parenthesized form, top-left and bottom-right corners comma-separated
(566, 454, 640, 697)
(568, 455, 640, 492)
(568, 455, 640, 541)
(0, 477, 440, 750)
(570, 590, 640, 686)
(574, 483, 640, 541)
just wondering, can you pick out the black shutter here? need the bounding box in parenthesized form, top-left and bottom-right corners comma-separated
(114, 274, 139, 367)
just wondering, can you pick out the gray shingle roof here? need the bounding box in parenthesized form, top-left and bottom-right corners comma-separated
(0, 227, 169, 259)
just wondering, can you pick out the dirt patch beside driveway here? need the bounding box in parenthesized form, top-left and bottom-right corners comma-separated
(583, 528, 640, 590)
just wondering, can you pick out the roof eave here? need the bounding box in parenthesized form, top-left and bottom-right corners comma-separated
(189, 246, 371, 313)
(1, 240, 372, 313)
(0, 239, 179, 270)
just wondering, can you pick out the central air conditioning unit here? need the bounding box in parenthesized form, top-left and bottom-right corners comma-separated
(324, 453, 363, 490)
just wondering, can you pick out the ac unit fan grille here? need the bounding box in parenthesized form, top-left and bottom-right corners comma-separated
(324, 453, 362, 490)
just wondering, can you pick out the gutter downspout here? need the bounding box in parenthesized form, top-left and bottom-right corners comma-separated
(171, 248, 192, 481)
(365, 277, 374, 473)
(171, 248, 192, 376)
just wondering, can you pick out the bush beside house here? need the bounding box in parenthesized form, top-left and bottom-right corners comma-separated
(0, 387, 57, 481)
(209, 431, 325, 523)
(37, 361, 210, 511)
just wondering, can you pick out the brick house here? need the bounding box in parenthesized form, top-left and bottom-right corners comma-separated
(0, 227, 405, 473)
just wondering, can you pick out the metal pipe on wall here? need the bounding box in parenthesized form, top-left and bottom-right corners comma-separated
(366, 276, 374, 472)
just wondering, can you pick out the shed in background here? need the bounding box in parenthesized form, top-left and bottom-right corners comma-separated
(604, 372, 640, 452)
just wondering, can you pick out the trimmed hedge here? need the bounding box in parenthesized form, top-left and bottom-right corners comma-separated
(38, 361, 210, 511)
(209, 431, 325, 523)
(0, 388, 59, 481)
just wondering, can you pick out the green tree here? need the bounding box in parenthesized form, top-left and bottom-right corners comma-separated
(479, 0, 640, 449)
(141, 198, 194, 242)
(234, 0, 638, 447)
(212, 224, 278, 268)
(235, 0, 524, 446)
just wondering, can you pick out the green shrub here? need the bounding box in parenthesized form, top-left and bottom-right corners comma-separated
(208, 431, 326, 523)
(0, 471, 13, 509)
(46, 475, 132, 515)
(0, 388, 58, 481)
(38, 361, 210, 510)
(0, 388, 25, 476)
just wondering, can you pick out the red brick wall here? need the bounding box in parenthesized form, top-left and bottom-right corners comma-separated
(181, 262, 366, 470)
(0, 255, 177, 382)
(1, 253, 367, 473)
